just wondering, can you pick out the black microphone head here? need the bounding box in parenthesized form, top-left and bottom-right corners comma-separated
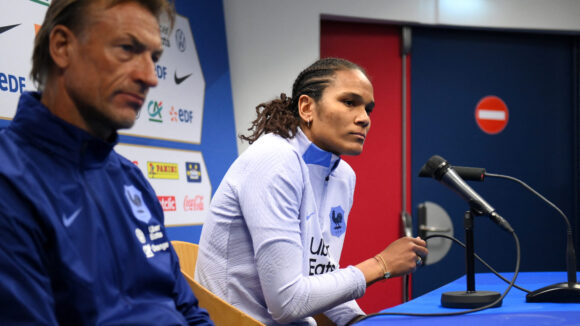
(419, 155, 449, 180)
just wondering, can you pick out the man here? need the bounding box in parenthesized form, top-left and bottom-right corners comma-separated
(0, 0, 213, 324)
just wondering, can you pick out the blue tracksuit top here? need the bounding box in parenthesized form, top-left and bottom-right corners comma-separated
(0, 92, 213, 325)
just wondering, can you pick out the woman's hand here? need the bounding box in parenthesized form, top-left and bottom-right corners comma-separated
(355, 236, 428, 285)
(378, 236, 428, 277)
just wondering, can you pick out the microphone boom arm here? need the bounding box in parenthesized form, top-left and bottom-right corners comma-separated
(485, 172, 577, 287)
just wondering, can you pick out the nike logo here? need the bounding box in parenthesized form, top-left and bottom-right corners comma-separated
(174, 71, 192, 85)
(0, 24, 20, 35)
(62, 208, 82, 227)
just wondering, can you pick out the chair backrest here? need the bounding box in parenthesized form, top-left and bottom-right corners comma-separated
(171, 240, 265, 326)
(172, 240, 199, 276)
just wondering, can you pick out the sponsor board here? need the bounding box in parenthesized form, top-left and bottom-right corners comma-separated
(115, 143, 211, 226)
(148, 161, 179, 180)
(0, 72, 26, 94)
(120, 15, 205, 144)
(158, 196, 177, 211)
(1, 6, 204, 147)
(0, 3, 46, 119)
(184, 195, 204, 211)
(185, 162, 202, 183)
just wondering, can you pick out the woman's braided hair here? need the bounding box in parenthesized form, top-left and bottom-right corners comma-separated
(239, 57, 366, 144)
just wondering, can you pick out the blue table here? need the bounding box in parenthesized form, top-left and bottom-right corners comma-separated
(357, 272, 580, 325)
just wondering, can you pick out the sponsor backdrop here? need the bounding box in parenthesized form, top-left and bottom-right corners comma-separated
(0, 1, 238, 243)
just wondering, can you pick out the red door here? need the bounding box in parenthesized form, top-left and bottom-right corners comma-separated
(321, 20, 411, 312)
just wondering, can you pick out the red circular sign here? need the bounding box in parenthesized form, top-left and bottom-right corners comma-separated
(475, 95, 509, 134)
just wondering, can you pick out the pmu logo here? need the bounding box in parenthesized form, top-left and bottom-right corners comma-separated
(147, 161, 179, 180)
(157, 196, 177, 211)
(185, 162, 201, 183)
(169, 106, 193, 124)
(329, 206, 346, 237)
(184, 195, 204, 211)
(0, 72, 26, 94)
(175, 29, 186, 52)
(147, 100, 163, 123)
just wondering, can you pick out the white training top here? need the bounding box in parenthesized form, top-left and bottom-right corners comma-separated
(195, 129, 366, 326)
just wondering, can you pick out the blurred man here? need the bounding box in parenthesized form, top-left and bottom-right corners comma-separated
(0, 1, 213, 324)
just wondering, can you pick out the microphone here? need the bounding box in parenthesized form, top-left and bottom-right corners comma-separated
(422, 157, 580, 302)
(419, 155, 513, 233)
(420, 164, 486, 182)
(452, 165, 580, 302)
(452, 166, 486, 182)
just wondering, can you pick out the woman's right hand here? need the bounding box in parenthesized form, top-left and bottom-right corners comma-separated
(355, 236, 428, 285)
(377, 236, 428, 277)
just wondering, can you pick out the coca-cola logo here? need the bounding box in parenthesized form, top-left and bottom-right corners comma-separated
(184, 195, 203, 211)
(158, 196, 176, 211)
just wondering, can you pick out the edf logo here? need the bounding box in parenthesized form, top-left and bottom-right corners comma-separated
(169, 106, 193, 124)
(0, 73, 26, 94)
(178, 109, 193, 123)
(156, 65, 167, 80)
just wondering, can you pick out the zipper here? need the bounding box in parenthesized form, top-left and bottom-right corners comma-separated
(79, 142, 132, 309)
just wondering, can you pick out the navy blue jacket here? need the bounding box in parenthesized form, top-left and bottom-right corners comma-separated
(0, 92, 213, 325)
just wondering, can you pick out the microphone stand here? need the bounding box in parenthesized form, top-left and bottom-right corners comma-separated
(441, 210, 502, 308)
(525, 229, 580, 302)
(484, 172, 580, 303)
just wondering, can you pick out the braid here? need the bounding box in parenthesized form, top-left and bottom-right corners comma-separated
(239, 57, 367, 144)
(239, 93, 297, 144)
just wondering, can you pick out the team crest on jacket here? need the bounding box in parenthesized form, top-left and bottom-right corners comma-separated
(124, 185, 152, 223)
(329, 206, 345, 237)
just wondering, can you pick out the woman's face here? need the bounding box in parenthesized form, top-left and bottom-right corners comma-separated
(306, 69, 375, 156)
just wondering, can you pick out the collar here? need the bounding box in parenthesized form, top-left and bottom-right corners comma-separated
(292, 127, 341, 175)
(10, 92, 117, 168)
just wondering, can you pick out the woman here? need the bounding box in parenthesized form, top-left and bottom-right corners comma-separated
(195, 58, 428, 325)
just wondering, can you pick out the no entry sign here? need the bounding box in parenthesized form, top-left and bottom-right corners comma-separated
(475, 95, 509, 134)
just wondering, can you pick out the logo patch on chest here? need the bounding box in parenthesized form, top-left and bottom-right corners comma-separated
(329, 205, 346, 237)
(124, 185, 152, 223)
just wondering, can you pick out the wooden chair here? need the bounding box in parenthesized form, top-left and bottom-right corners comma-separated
(171, 240, 336, 326)
(171, 241, 265, 326)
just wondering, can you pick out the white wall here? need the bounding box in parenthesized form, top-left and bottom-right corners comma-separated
(223, 0, 580, 154)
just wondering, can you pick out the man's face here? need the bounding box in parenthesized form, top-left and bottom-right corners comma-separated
(63, 1, 162, 140)
(309, 69, 375, 156)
